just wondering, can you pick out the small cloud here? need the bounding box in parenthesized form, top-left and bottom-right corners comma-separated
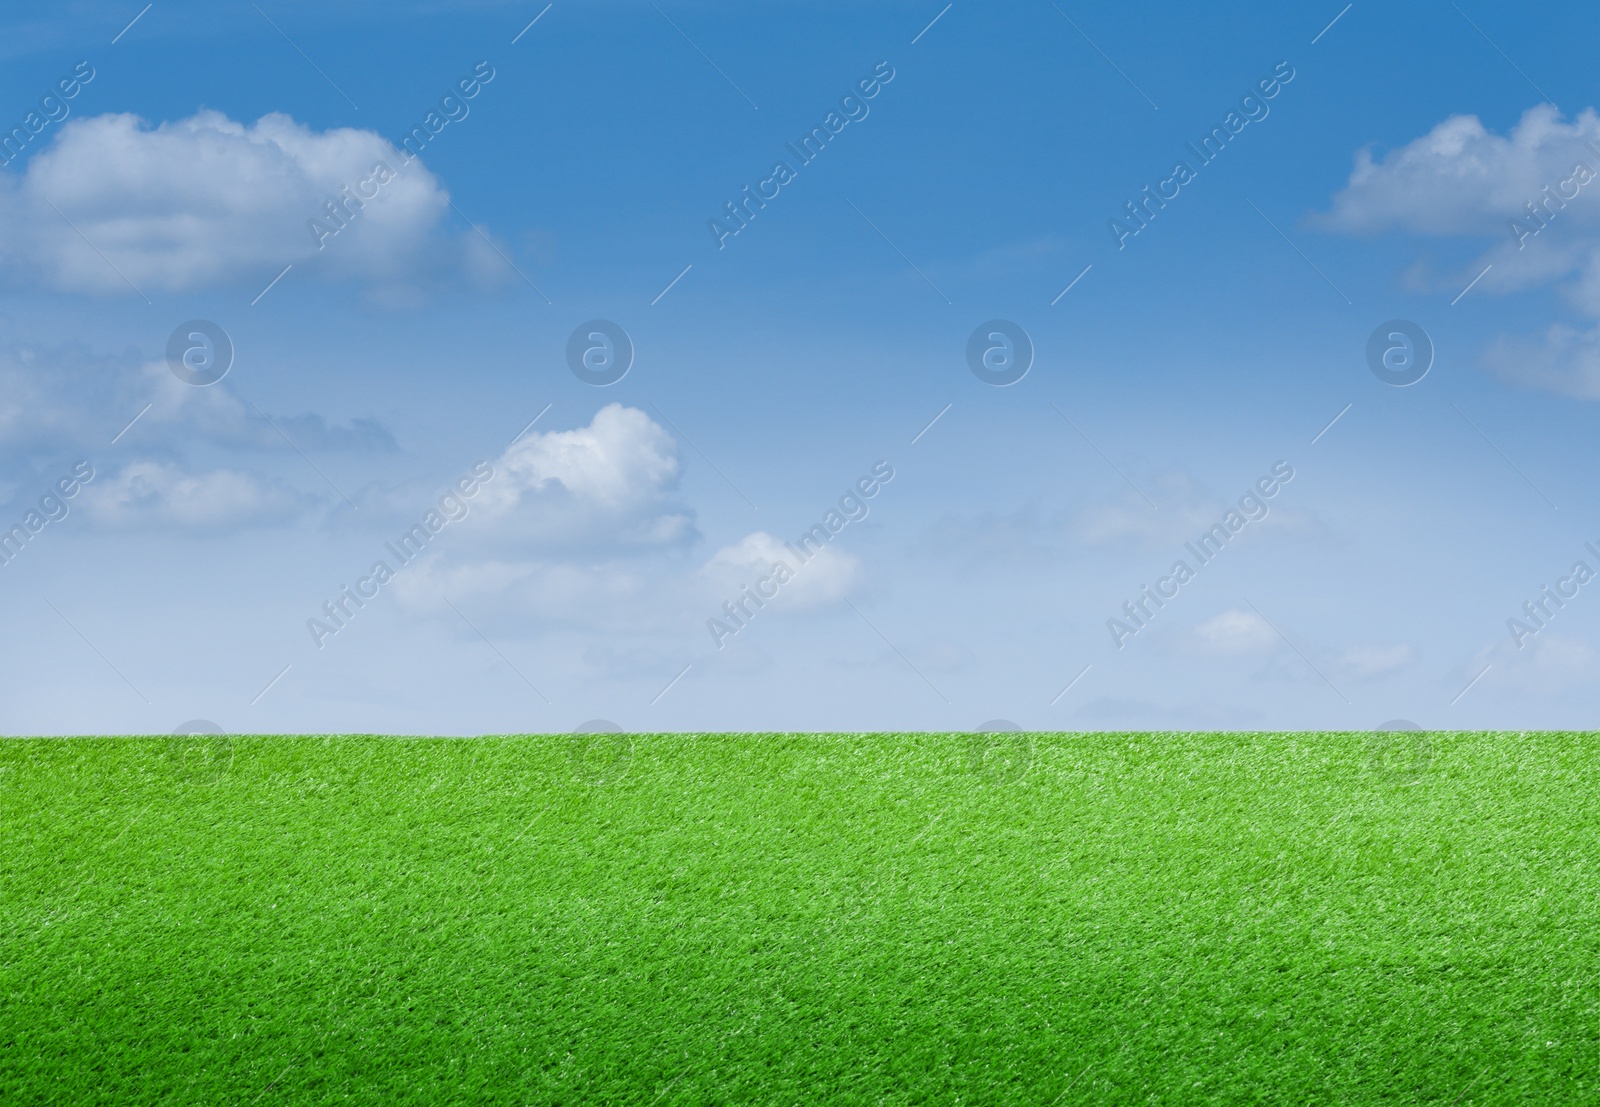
(1190, 609, 1279, 655)
(77, 461, 312, 531)
(699, 531, 861, 612)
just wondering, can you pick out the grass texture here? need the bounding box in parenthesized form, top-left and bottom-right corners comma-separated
(1, 730, 1596, 1104)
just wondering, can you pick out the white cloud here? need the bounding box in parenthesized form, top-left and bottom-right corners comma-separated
(462, 403, 696, 553)
(1320, 103, 1600, 398)
(0, 110, 494, 294)
(0, 341, 391, 533)
(385, 411, 880, 642)
(1317, 105, 1600, 237)
(386, 415, 872, 639)
(77, 460, 311, 530)
(1190, 609, 1278, 655)
(385, 406, 704, 634)
(699, 531, 861, 611)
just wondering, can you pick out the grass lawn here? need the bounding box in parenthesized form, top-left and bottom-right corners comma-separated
(1, 730, 1596, 1104)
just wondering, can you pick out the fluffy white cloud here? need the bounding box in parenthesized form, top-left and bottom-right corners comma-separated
(699, 531, 861, 611)
(1320, 103, 1600, 398)
(1319, 103, 1600, 302)
(386, 406, 701, 632)
(462, 403, 696, 552)
(1318, 105, 1600, 237)
(77, 460, 311, 530)
(0, 110, 497, 294)
(387, 413, 874, 639)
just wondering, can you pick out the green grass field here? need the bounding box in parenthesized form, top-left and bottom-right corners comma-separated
(1, 731, 1596, 1104)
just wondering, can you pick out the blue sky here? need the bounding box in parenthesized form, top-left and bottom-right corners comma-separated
(2, 0, 1599, 734)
